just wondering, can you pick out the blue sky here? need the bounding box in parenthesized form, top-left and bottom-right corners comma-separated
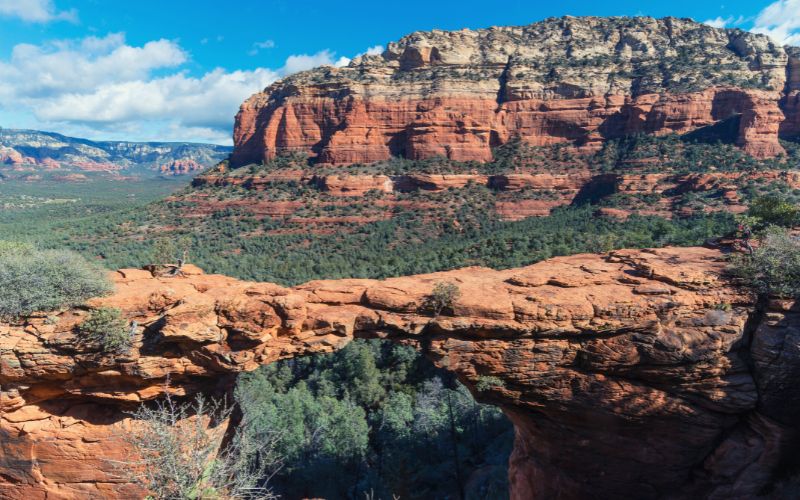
(0, 0, 798, 144)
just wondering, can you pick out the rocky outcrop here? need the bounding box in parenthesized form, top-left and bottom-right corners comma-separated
(311, 174, 394, 195)
(2, 247, 800, 498)
(782, 91, 800, 138)
(187, 167, 797, 225)
(232, 17, 798, 167)
(159, 158, 204, 176)
(787, 47, 800, 93)
(0, 147, 29, 166)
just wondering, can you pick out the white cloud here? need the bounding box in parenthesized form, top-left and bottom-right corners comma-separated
(704, 16, 733, 29)
(703, 15, 746, 29)
(363, 45, 385, 56)
(0, 34, 188, 100)
(751, 0, 800, 46)
(282, 49, 349, 73)
(705, 2, 800, 46)
(0, 0, 76, 23)
(332, 45, 386, 69)
(35, 68, 280, 127)
(249, 39, 276, 56)
(0, 33, 359, 144)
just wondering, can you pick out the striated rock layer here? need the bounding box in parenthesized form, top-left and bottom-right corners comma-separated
(2, 248, 800, 498)
(232, 17, 800, 167)
(189, 168, 800, 223)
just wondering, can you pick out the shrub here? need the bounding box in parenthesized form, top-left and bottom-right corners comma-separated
(120, 392, 280, 499)
(475, 375, 505, 392)
(729, 227, 800, 297)
(151, 236, 192, 266)
(424, 281, 461, 317)
(77, 307, 131, 354)
(747, 195, 800, 229)
(0, 244, 113, 319)
(0, 241, 36, 255)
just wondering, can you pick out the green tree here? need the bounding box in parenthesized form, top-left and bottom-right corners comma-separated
(77, 307, 130, 354)
(331, 341, 385, 407)
(747, 195, 800, 229)
(235, 340, 512, 499)
(424, 281, 461, 317)
(151, 235, 193, 265)
(730, 226, 800, 297)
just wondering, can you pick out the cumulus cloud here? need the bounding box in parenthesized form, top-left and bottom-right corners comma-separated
(282, 49, 350, 73)
(0, 33, 359, 144)
(35, 68, 279, 126)
(751, 0, 800, 46)
(704, 2, 800, 46)
(362, 45, 385, 56)
(0, 0, 76, 23)
(329, 45, 386, 70)
(0, 34, 188, 100)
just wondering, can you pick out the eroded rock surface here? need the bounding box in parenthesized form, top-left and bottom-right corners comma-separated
(2, 248, 799, 498)
(232, 17, 799, 167)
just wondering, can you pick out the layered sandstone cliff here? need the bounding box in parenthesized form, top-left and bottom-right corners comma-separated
(232, 17, 800, 167)
(2, 247, 800, 498)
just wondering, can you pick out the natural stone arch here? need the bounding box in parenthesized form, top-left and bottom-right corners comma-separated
(2, 247, 799, 499)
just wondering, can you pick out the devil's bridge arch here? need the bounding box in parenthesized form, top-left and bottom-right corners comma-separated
(1, 247, 798, 499)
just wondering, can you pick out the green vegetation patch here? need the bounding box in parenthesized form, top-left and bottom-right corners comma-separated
(0, 242, 112, 319)
(236, 339, 512, 499)
(77, 307, 131, 354)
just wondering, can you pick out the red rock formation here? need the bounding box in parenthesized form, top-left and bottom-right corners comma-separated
(488, 172, 592, 191)
(3, 247, 800, 498)
(736, 90, 787, 157)
(234, 88, 791, 167)
(0, 147, 26, 165)
(232, 18, 798, 167)
(159, 158, 204, 176)
(39, 158, 61, 169)
(184, 167, 800, 230)
(312, 174, 393, 195)
(616, 173, 671, 194)
(68, 160, 124, 172)
(782, 91, 800, 138)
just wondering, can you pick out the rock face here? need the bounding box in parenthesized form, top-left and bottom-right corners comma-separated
(2, 247, 800, 498)
(232, 17, 799, 167)
(159, 158, 204, 176)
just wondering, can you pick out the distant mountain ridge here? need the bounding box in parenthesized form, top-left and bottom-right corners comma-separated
(0, 128, 231, 175)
